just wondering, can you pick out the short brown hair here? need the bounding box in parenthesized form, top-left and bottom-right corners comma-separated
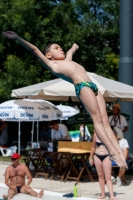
(48, 120, 58, 126)
(42, 43, 54, 55)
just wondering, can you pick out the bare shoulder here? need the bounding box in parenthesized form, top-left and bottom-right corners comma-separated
(21, 164, 30, 172)
(19, 163, 28, 169)
(5, 165, 12, 172)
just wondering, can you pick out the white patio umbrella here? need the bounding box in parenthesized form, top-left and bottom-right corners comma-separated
(23, 99, 62, 120)
(11, 72, 133, 102)
(56, 104, 79, 120)
(0, 99, 44, 154)
(23, 99, 63, 142)
(0, 99, 45, 121)
(0, 99, 63, 153)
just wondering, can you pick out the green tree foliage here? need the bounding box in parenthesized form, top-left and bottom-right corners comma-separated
(0, 0, 120, 102)
(73, 0, 120, 74)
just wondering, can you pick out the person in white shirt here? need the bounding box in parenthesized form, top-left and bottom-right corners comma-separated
(49, 120, 70, 168)
(112, 127, 129, 186)
(49, 120, 70, 141)
(108, 103, 128, 133)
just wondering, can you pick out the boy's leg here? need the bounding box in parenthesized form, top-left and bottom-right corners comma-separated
(79, 87, 126, 168)
(96, 91, 126, 163)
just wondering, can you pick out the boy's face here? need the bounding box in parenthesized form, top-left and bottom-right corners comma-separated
(46, 44, 65, 60)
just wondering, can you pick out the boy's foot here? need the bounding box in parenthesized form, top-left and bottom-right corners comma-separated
(109, 154, 127, 169)
(37, 190, 44, 198)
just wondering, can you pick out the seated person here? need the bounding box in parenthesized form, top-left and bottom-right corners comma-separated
(49, 121, 71, 168)
(112, 127, 129, 186)
(49, 120, 71, 142)
(40, 123, 51, 142)
(3, 153, 44, 200)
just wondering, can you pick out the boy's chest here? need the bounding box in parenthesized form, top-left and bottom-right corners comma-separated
(51, 60, 76, 74)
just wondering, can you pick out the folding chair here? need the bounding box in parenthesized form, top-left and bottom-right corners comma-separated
(0, 146, 17, 157)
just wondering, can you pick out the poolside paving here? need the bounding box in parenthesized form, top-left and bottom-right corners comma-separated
(0, 161, 132, 200)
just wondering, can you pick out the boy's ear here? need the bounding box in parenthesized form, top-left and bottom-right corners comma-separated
(45, 53, 52, 59)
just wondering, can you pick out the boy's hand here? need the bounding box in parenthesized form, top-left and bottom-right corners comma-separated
(72, 43, 79, 50)
(64, 43, 79, 60)
(2, 31, 18, 39)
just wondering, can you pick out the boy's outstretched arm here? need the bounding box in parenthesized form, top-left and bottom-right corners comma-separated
(65, 43, 79, 61)
(2, 31, 51, 71)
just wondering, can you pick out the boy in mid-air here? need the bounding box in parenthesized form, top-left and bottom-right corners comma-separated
(2, 31, 127, 168)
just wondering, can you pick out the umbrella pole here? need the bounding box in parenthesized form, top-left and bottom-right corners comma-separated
(18, 121, 21, 154)
(83, 108, 86, 141)
(31, 121, 34, 144)
(36, 121, 39, 143)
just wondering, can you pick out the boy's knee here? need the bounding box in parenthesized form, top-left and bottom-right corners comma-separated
(99, 112, 109, 124)
(103, 116, 109, 125)
(92, 111, 102, 122)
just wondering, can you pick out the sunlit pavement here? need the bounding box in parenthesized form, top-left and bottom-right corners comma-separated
(0, 162, 133, 200)
(0, 183, 95, 200)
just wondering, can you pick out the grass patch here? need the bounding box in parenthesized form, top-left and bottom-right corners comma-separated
(0, 155, 25, 163)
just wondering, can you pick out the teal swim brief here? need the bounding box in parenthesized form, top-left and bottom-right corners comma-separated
(75, 81, 98, 99)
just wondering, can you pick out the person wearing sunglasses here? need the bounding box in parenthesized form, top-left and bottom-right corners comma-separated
(109, 103, 128, 133)
(3, 153, 44, 199)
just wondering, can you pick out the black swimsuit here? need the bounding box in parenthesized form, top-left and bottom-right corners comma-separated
(11, 165, 22, 193)
(95, 141, 104, 147)
(94, 142, 109, 162)
(94, 153, 109, 162)
(16, 186, 22, 193)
